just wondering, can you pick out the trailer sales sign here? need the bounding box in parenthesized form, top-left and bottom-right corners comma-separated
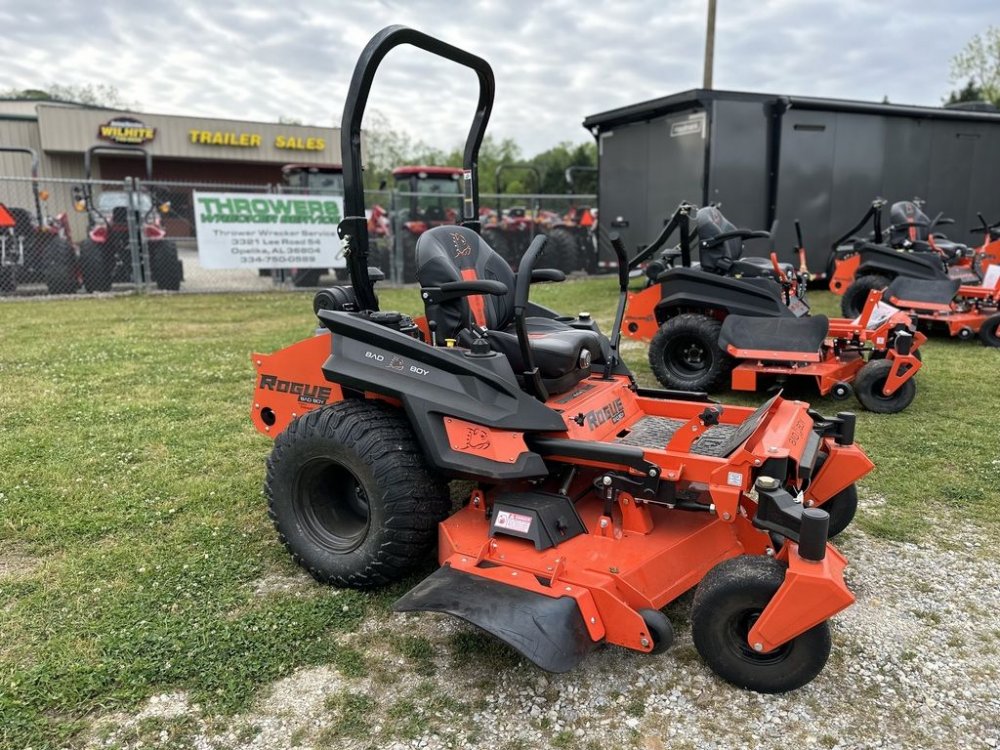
(192, 192, 345, 269)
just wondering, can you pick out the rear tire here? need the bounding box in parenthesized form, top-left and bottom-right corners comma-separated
(43, 239, 78, 295)
(648, 314, 733, 392)
(402, 232, 420, 283)
(0, 266, 16, 294)
(854, 358, 916, 413)
(840, 274, 891, 318)
(79, 239, 112, 292)
(149, 240, 183, 291)
(545, 227, 581, 273)
(265, 400, 450, 588)
(481, 227, 515, 267)
(691, 556, 832, 693)
(979, 313, 1000, 347)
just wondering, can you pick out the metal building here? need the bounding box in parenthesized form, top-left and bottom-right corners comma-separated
(583, 89, 1000, 272)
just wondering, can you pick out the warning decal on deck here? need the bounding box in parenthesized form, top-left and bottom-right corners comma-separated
(494, 510, 532, 534)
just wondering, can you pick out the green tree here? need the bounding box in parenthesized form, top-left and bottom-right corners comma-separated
(945, 79, 986, 106)
(949, 26, 1000, 106)
(528, 141, 597, 194)
(0, 83, 134, 108)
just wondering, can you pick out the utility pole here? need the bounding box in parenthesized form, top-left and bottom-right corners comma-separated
(703, 0, 717, 89)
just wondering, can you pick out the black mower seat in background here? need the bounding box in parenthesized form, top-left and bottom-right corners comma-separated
(886, 276, 961, 306)
(415, 225, 600, 385)
(719, 314, 830, 355)
(696, 206, 742, 272)
(695, 206, 786, 279)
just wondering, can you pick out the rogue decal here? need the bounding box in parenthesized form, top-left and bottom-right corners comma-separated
(258, 374, 331, 405)
(585, 398, 625, 430)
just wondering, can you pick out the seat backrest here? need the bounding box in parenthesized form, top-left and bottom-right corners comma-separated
(890, 201, 931, 245)
(416, 225, 516, 341)
(695, 206, 742, 271)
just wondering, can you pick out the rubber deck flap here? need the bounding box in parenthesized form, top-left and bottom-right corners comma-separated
(886, 276, 961, 306)
(394, 564, 597, 673)
(719, 314, 829, 354)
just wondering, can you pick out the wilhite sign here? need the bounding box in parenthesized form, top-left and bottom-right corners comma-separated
(192, 192, 345, 269)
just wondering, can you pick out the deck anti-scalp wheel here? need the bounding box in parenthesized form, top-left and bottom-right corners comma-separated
(648, 314, 733, 392)
(691, 556, 831, 693)
(830, 382, 853, 401)
(265, 400, 450, 588)
(639, 608, 674, 654)
(840, 274, 890, 318)
(854, 358, 916, 413)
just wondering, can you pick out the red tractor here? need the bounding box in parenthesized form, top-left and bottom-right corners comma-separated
(0, 146, 78, 295)
(73, 145, 182, 292)
(390, 165, 463, 282)
(280, 164, 348, 287)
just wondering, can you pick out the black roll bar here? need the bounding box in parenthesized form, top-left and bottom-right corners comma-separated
(627, 202, 697, 271)
(564, 165, 596, 194)
(831, 198, 885, 251)
(0, 146, 42, 222)
(84, 145, 153, 181)
(338, 25, 496, 312)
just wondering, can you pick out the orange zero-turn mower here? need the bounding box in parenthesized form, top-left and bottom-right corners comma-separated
(825, 199, 998, 317)
(250, 25, 873, 692)
(882, 266, 1000, 347)
(621, 205, 926, 413)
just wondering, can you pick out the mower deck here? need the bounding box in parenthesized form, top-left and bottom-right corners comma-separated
(401, 482, 853, 672)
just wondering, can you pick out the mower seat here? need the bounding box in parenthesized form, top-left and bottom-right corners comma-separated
(719, 314, 830, 355)
(889, 201, 931, 245)
(415, 225, 601, 393)
(695, 207, 787, 281)
(886, 277, 960, 307)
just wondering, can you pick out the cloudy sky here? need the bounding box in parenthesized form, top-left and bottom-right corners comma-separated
(1, 0, 996, 154)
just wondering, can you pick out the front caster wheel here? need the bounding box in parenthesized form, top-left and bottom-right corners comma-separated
(692, 556, 832, 693)
(820, 484, 858, 539)
(854, 358, 916, 413)
(979, 313, 1000, 347)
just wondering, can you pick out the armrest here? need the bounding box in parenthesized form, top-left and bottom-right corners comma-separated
(701, 228, 770, 248)
(420, 279, 509, 304)
(530, 268, 566, 283)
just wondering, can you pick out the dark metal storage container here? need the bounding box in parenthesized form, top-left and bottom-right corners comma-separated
(583, 90, 1000, 272)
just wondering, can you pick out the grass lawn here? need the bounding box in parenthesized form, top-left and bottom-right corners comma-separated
(1, 280, 998, 748)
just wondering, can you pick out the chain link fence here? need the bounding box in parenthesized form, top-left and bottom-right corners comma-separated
(0, 174, 597, 296)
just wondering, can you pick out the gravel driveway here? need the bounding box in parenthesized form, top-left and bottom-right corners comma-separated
(86, 522, 1000, 750)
